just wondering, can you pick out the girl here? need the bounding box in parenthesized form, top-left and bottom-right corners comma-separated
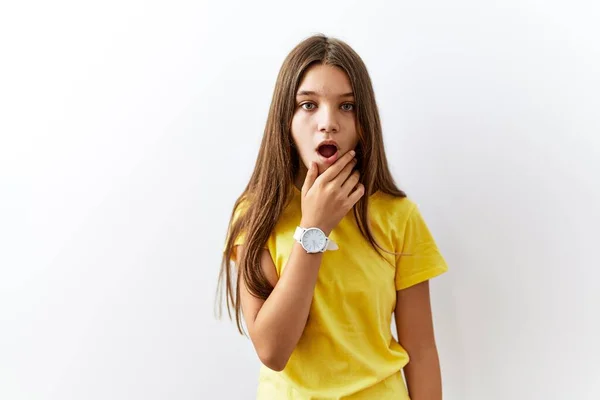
(217, 34, 448, 400)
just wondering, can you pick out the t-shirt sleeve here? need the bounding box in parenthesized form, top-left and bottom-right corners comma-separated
(394, 203, 448, 291)
(224, 199, 249, 263)
(224, 198, 269, 263)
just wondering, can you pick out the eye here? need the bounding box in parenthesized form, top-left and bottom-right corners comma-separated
(341, 103, 355, 111)
(300, 102, 316, 111)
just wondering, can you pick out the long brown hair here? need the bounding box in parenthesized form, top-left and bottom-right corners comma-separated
(215, 33, 406, 335)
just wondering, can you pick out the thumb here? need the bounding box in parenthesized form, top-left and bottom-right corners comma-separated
(302, 162, 318, 195)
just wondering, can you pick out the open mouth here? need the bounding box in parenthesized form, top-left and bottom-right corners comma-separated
(317, 144, 338, 159)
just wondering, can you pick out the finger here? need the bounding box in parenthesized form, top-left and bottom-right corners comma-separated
(346, 183, 365, 206)
(302, 162, 318, 196)
(341, 170, 360, 196)
(319, 150, 356, 183)
(332, 157, 357, 188)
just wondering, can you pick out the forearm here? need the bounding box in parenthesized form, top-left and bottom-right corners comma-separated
(253, 241, 322, 370)
(404, 345, 442, 400)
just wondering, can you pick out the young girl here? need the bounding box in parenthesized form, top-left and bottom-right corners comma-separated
(217, 34, 448, 400)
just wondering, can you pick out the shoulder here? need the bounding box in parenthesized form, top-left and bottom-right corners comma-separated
(370, 191, 418, 224)
(368, 192, 428, 247)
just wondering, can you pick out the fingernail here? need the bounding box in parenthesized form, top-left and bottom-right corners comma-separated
(350, 150, 356, 156)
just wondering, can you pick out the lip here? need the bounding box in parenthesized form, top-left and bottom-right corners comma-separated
(315, 140, 340, 165)
(315, 139, 340, 152)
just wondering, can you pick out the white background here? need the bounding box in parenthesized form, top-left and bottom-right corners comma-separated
(1, 1, 599, 399)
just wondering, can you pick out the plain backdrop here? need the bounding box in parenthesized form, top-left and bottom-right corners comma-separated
(1, 1, 599, 399)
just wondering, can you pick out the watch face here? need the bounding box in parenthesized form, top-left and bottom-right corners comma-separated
(302, 228, 326, 253)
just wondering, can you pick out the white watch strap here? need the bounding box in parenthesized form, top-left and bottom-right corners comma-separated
(325, 238, 339, 251)
(293, 226, 338, 251)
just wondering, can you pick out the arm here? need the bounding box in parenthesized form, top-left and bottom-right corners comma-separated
(237, 234, 323, 371)
(395, 280, 442, 400)
(237, 152, 361, 371)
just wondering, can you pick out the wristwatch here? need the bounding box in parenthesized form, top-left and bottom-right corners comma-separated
(293, 226, 339, 253)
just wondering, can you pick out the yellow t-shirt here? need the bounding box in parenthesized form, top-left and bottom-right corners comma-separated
(227, 186, 448, 400)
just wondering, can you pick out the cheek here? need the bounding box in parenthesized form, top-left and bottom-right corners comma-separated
(343, 124, 359, 148)
(291, 112, 309, 129)
(290, 116, 300, 146)
(290, 115, 311, 149)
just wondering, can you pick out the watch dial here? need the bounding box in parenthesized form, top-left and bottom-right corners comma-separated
(303, 228, 326, 252)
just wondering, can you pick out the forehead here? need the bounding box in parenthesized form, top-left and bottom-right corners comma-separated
(296, 64, 353, 97)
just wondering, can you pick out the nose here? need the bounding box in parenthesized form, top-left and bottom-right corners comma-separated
(317, 105, 340, 133)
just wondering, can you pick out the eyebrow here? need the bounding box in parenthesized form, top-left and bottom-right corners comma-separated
(296, 90, 355, 98)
